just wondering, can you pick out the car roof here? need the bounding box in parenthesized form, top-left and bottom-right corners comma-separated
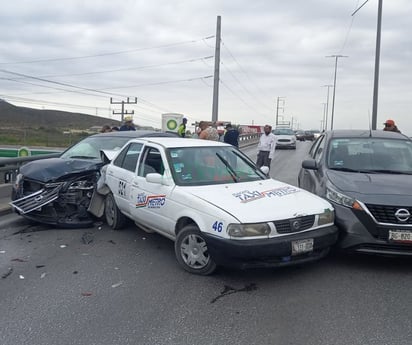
(91, 130, 178, 138)
(327, 129, 409, 140)
(128, 137, 231, 148)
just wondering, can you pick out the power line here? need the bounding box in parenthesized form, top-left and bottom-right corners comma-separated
(220, 61, 274, 113)
(220, 79, 270, 123)
(7, 56, 215, 80)
(338, 0, 361, 54)
(221, 39, 275, 102)
(0, 36, 215, 65)
(99, 75, 213, 91)
(0, 68, 124, 97)
(1, 95, 110, 111)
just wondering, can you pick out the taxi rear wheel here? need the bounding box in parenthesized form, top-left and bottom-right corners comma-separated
(105, 193, 125, 230)
(175, 225, 217, 275)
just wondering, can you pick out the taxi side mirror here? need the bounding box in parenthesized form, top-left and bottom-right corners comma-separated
(146, 173, 171, 186)
(260, 166, 270, 175)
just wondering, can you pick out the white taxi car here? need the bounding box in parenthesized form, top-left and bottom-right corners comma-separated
(91, 137, 338, 275)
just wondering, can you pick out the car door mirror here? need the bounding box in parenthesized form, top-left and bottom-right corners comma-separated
(302, 159, 318, 170)
(146, 173, 171, 186)
(260, 166, 270, 175)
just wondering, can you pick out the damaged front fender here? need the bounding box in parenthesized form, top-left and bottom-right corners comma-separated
(88, 164, 110, 218)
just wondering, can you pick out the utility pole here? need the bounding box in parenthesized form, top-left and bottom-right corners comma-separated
(275, 97, 285, 126)
(351, 0, 383, 129)
(211, 16, 221, 122)
(326, 55, 348, 130)
(110, 97, 137, 122)
(321, 84, 333, 130)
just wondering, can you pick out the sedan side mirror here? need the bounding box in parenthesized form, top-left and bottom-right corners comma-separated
(302, 159, 318, 170)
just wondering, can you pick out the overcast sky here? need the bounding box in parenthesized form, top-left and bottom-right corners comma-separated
(1, 0, 411, 135)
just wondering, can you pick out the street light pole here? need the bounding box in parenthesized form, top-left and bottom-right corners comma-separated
(371, 0, 383, 130)
(326, 55, 348, 130)
(321, 103, 327, 131)
(275, 96, 285, 126)
(321, 84, 333, 130)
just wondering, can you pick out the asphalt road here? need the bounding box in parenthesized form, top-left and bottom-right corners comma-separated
(1, 141, 411, 345)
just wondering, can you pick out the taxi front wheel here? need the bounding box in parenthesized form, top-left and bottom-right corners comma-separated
(175, 225, 217, 275)
(105, 193, 126, 230)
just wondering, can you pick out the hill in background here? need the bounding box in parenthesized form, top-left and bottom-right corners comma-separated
(0, 99, 120, 130)
(0, 100, 126, 147)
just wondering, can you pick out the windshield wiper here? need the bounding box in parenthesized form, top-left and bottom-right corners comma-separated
(67, 155, 99, 159)
(329, 167, 361, 173)
(360, 169, 412, 175)
(215, 153, 239, 182)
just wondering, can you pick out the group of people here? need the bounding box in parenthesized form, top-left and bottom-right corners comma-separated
(100, 116, 136, 133)
(102, 115, 401, 174)
(178, 118, 273, 170)
(177, 118, 240, 147)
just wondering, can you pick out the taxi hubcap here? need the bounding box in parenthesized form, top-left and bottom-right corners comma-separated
(180, 234, 210, 269)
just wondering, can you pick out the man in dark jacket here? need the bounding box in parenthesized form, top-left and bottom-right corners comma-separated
(223, 124, 239, 147)
(383, 119, 401, 133)
(119, 116, 136, 131)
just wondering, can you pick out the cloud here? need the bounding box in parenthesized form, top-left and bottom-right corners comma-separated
(0, 0, 411, 135)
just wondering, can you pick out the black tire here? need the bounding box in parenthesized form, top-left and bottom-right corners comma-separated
(175, 225, 217, 275)
(105, 193, 126, 230)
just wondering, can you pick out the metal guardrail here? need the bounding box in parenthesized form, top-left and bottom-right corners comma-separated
(0, 153, 61, 183)
(0, 133, 261, 184)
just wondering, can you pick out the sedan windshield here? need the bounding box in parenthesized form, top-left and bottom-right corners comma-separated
(60, 135, 132, 160)
(167, 146, 267, 185)
(328, 138, 412, 173)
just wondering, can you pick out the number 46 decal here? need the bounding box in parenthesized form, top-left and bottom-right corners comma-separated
(212, 221, 223, 232)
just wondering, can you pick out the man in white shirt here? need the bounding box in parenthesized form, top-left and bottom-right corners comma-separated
(256, 125, 276, 170)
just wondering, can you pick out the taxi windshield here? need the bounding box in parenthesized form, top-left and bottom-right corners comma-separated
(167, 146, 267, 186)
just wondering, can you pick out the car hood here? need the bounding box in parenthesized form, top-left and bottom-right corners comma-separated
(20, 158, 102, 183)
(326, 170, 412, 201)
(184, 179, 332, 223)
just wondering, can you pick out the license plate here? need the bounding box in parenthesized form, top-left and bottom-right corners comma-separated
(388, 230, 412, 243)
(291, 238, 314, 255)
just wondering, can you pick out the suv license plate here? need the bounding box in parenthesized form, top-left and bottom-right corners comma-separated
(291, 238, 314, 255)
(388, 230, 412, 243)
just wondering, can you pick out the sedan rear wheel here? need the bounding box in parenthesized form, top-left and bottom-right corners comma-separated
(175, 225, 217, 275)
(105, 193, 126, 230)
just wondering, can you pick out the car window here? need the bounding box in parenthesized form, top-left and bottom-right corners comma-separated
(314, 135, 325, 162)
(113, 142, 143, 172)
(309, 134, 324, 158)
(138, 147, 164, 177)
(167, 146, 266, 186)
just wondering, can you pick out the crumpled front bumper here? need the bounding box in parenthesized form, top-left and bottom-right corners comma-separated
(10, 184, 62, 214)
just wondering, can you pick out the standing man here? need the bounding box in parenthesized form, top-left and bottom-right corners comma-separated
(383, 119, 401, 133)
(178, 117, 188, 137)
(119, 116, 136, 131)
(223, 123, 239, 147)
(256, 125, 276, 170)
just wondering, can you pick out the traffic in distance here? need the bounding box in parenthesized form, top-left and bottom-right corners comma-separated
(8, 126, 412, 274)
